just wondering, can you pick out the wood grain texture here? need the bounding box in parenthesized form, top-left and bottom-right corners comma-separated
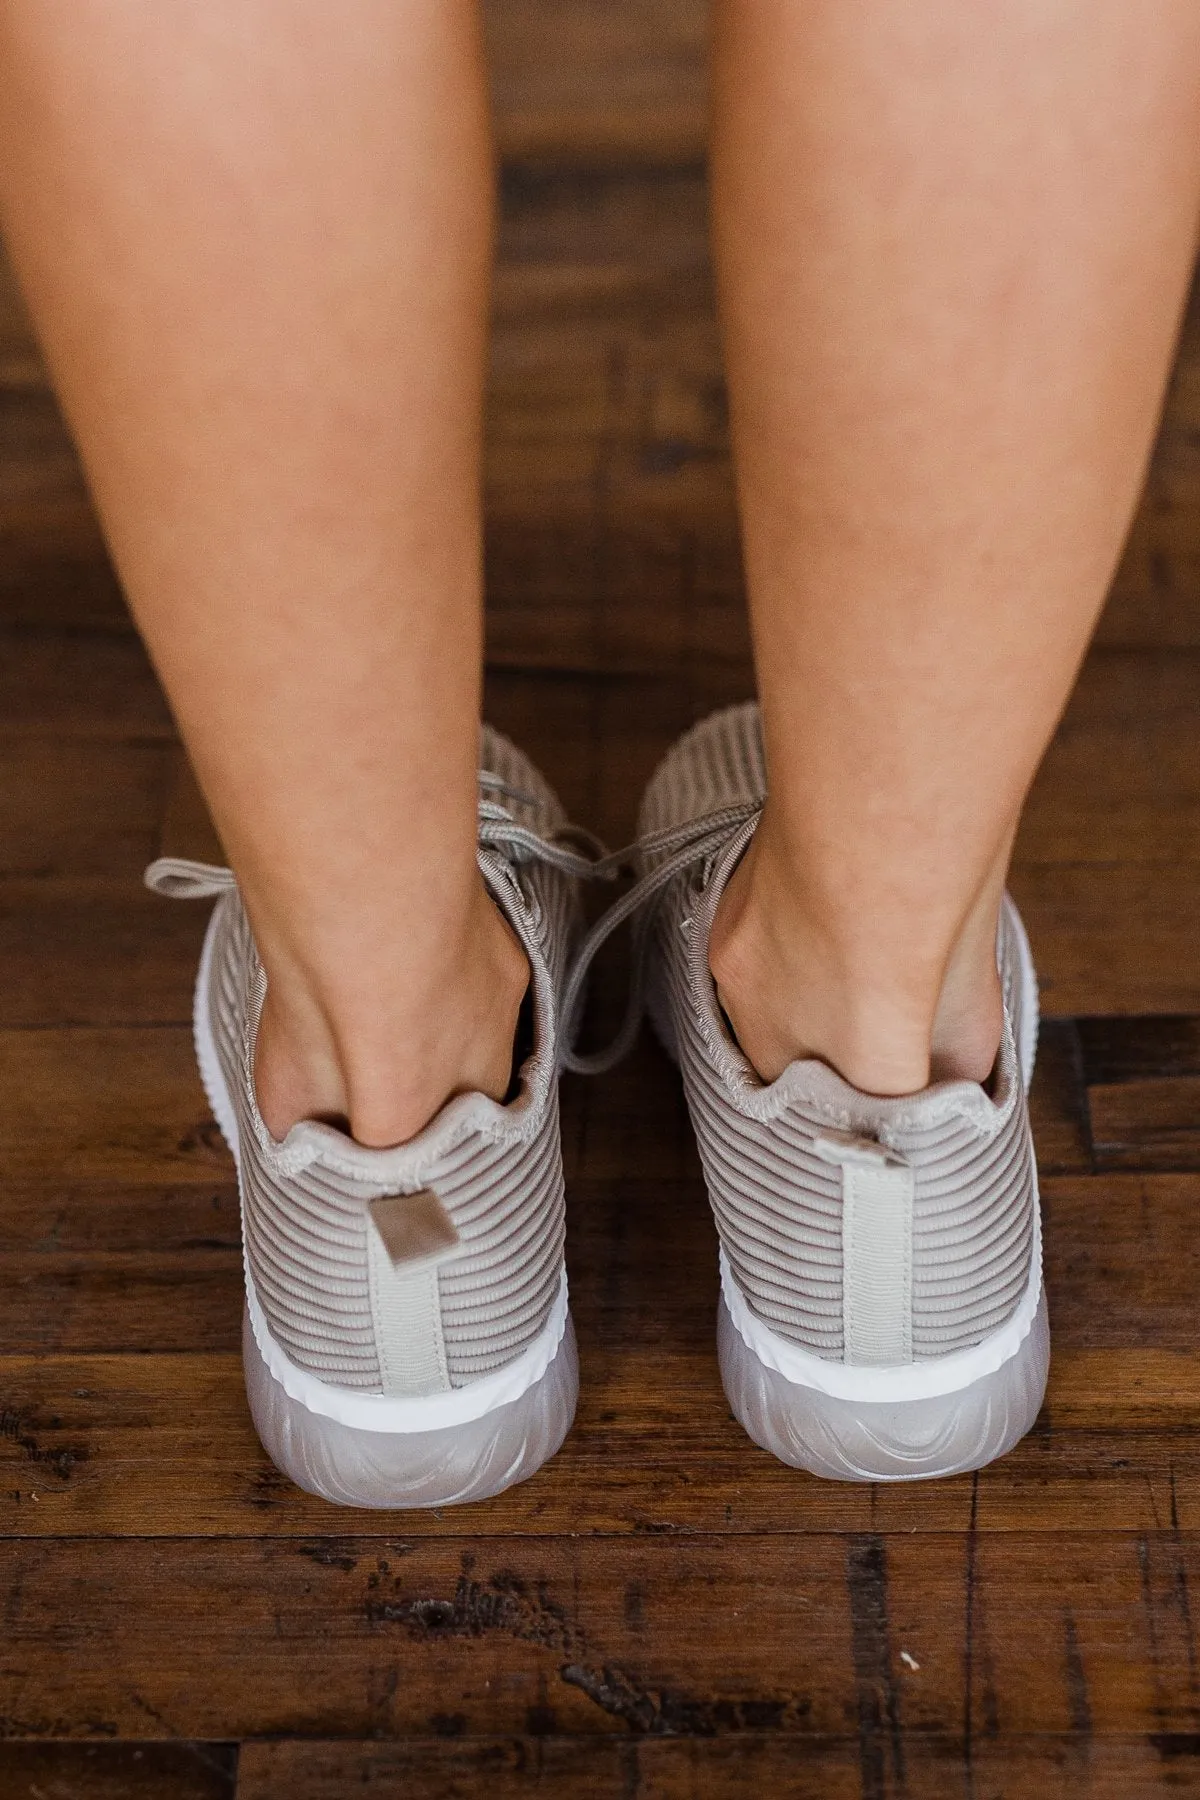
(1015, 652, 1200, 867)
(9, 151, 1200, 659)
(1, 21, 1200, 1782)
(237, 1735, 1200, 1800)
(0, 741, 172, 880)
(1104, 277, 1200, 648)
(0, 1744, 236, 1799)
(485, 0, 708, 161)
(1087, 1080, 1200, 1173)
(0, 628, 171, 740)
(4, 1533, 1200, 1741)
(0, 881, 205, 1028)
(4, 1349, 1200, 1539)
(1073, 1020, 1200, 1170)
(0, 1027, 223, 1187)
(1010, 864, 1200, 1017)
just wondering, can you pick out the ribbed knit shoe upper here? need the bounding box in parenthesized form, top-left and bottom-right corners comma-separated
(149, 726, 581, 1400)
(639, 703, 1040, 1370)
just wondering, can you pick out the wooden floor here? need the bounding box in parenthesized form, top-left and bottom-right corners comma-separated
(3, 8, 1200, 1797)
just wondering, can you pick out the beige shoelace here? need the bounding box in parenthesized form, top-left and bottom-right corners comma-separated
(559, 800, 761, 1076)
(144, 769, 761, 1083)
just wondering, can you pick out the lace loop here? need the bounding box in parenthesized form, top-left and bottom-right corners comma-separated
(144, 857, 237, 899)
(478, 811, 617, 884)
(559, 801, 761, 1076)
(145, 772, 761, 1082)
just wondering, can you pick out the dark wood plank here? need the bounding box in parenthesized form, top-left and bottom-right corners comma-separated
(485, 0, 708, 161)
(0, 386, 91, 551)
(0, 627, 170, 739)
(1011, 864, 1200, 1017)
(0, 1027, 224, 1186)
(0, 282, 127, 628)
(1086, 1080, 1200, 1173)
(0, 741, 172, 880)
(1015, 650, 1200, 866)
(240, 1738, 856, 1800)
(1028, 1018, 1092, 1174)
(4, 1347, 1200, 1539)
(2, 1532, 1200, 1740)
(1088, 1111, 1200, 1176)
(1077, 1016, 1200, 1083)
(0, 1254, 241, 1355)
(1042, 1173, 1200, 1346)
(1075, 1018, 1200, 1171)
(0, 881, 204, 1028)
(0, 1181, 240, 1254)
(0, 1173, 241, 1344)
(0, 251, 40, 388)
(0, 550, 130, 636)
(237, 1734, 1200, 1800)
(1046, 1351, 1200, 1433)
(0, 1744, 235, 1798)
(495, 162, 709, 288)
(1101, 274, 1200, 649)
(158, 748, 225, 869)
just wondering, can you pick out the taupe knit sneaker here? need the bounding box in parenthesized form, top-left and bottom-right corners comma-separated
(569, 703, 1048, 1482)
(146, 726, 588, 1508)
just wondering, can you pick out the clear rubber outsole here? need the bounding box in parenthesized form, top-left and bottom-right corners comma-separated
(244, 1305, 579, 1509)
(718, 1288, 1050, 1483)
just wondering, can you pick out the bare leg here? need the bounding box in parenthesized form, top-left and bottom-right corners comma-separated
(709, 0, 1200, 1095)
(0, 0, 524, 1145)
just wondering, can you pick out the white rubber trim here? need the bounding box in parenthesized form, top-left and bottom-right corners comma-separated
(193, 905, 569, 1435)
(722, 905, 1045, 1405)
(721, 1207, 1042, 1404)
(246, 1265, 569, 1433)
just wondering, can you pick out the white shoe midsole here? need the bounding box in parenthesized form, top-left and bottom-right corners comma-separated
(193, 903, 570, 1436)
(721, 890, 1045, 1407)
(721, 1196, 1043, 1406)
(245, 1266, 570, 1434)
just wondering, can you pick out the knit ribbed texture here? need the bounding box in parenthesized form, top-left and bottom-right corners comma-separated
(640, 702, 1038, 1365)
(202, 725, 578, 1393)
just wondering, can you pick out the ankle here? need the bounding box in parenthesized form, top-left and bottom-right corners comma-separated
(708, 830, 1004, 1097)
(253, 882, 530, 1146)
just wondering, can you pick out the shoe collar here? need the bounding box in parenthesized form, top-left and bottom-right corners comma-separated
(241, 812, 587, 1182)
(681, 814, 1022, 1144)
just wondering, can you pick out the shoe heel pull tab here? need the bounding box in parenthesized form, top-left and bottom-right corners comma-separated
(144, 857, 236, 899)
(368, 1189, 461, 1272)
(813, 1131, 914, 1368)
(812, 1129, 904, 1171)
(366, 1190, 461, 1398)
